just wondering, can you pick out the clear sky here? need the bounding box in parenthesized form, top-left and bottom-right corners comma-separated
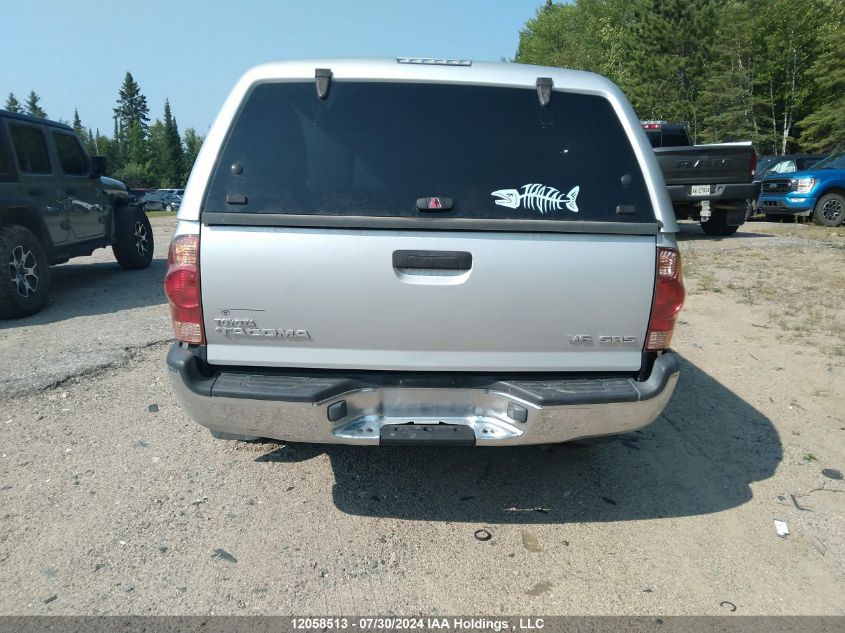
(1, 0, 544, 135)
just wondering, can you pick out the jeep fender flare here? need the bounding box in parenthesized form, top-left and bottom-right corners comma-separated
(0, 197, 53, 250)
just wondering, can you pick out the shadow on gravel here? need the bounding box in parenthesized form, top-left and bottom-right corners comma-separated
(0, 258, 167, 328)
(676, 222, 774, 241)
(256, 354, 781, 524)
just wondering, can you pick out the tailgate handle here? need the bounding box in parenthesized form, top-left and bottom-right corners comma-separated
(393, 250, 472, 271)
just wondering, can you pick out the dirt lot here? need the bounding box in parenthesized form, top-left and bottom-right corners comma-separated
(0, 217, 843, 615)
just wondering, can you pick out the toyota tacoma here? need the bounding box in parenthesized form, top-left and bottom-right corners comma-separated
(165, 58, 685, 446)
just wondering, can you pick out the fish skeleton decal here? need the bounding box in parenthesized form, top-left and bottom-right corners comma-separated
(491, 184, 580, 214)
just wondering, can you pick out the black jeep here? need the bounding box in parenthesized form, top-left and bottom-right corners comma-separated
(0, 109, 153, 318)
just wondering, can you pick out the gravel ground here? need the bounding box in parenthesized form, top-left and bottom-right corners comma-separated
(0, 218, 176, 399)
(0, 217, 843, 615)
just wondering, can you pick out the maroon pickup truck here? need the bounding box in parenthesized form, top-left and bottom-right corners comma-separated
(643, 121, 757, 236)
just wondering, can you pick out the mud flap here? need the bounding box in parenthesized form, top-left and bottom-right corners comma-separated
(725, 208, 747, 226)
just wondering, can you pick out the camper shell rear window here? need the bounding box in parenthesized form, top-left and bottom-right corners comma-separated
(205, 81, 654, 223)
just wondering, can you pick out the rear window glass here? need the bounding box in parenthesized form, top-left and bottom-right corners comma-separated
(757, 157, 776, 173)
(645, 131, 661, 148)
(0, 132, 8, 174)
(797, 157, 822, 170)
(52, 132, 88, 175)
(205, 82, 654, 222)
(660, 129, 690, 147)
(643, 127, 689, 148)
(10, 124, 51, 174)
(770, 159, 797, 174)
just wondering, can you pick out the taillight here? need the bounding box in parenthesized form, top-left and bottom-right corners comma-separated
(164, 234, 204, 344)
(750, 152, 757, 177)
(646, 247, 685, 351)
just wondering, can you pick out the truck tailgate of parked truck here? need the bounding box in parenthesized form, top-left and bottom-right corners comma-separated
(165, 59, 685, 446)
(654, 142, 757, 190)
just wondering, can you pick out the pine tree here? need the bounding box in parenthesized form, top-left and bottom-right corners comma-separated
(101, 128, 121, 175)
(698, 0, 758, 143)
(25, 91, 47, 118)
(71, 109, 88, 145)
(620, 0, 715, 140)
(113, 72, 150, 134)
(162, 100, 184, 186)
(72, 109, 83, 133)
(512, 0, 844, 152)
(126, 120, 147, 167)
(113, 72, 150, 171)
(182, 128, 204, 176)
(85, 127, 97, 156)
(146, 120, 167, 186)
(795, 1, 845, 152)
(5, 93, 22, 112)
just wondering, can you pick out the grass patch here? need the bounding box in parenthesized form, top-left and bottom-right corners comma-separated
(677, 231, 845, 359)
(144, 210, 177, 218)
(698, 271, 721, 293)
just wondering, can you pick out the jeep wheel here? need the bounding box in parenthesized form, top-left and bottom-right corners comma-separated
(113, 208, 154, 270)
(813, 192, 845, 227)
(700, 210, 739, 237)
(165, 204, 174, 213)
(0, 225, 51, 319)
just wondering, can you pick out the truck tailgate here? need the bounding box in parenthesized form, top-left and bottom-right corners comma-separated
(655, 143, 755, 185)
(200, 225, 655, 372)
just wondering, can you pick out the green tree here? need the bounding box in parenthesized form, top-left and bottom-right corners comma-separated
(125, 119, 147, 167)
(515, 0, 640, 84)
(5, 93, 22, 112)
(79, 126, 116, 172)
(90, 128, 120, 175)
(24, 91, 47, 118)
(698, 1, 758, 143)
(84, 127, 97, 156)
(750, 0, 824, 154)
(182, 128, 204, 177)
(72, 109, 83, 133)
(516, 3, 588, 69)
(162, 99, 184, 186)
(145, 120, 168, 186)
(113, 72, 150, 169)
(71, 108, 89, 145)
(795, 0, 845, 152)
(113, 162, 149, 188)
(620, 0, 715, 140)
(113, 72, 150, 135)
(514, 0, 842, 153)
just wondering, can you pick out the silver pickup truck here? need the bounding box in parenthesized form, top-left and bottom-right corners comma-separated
(165, 58, 685, 446)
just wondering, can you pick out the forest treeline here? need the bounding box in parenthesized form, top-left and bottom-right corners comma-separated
(5, 72, 202, 188)
(516, 0, 845, 154)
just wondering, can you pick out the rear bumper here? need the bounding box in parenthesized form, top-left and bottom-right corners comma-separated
(667, 183, 756, 204)
(167, 344, 680, 446)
